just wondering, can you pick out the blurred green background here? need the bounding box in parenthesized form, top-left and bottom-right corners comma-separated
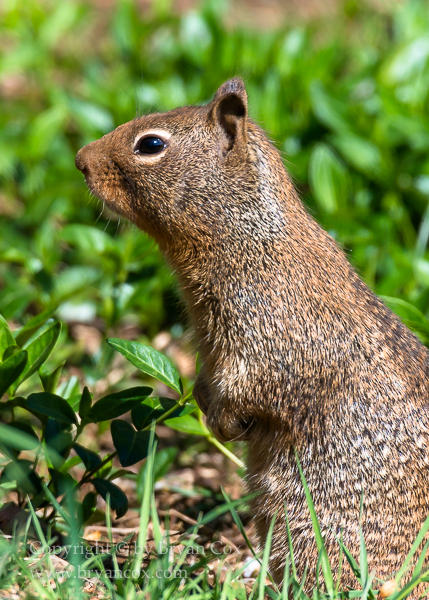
(1, 0, 429, 386)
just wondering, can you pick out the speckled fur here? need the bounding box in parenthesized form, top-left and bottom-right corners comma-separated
(76, 80, 429, 594)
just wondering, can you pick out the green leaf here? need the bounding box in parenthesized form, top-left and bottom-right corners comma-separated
(0, 350, 28, 397)
(53, 266, 101, 304)
(309, 80, 350, 133)
(69, 100, 114, 134)
(87, 386, 152, 422)
(0, 315, 16, 359)
(330, 132, 383, 180)
(2, 345, 20, 361)
(131, 396, 182, 430)
(0, 422, 41, 453)
(107, 338, 182, 395)
(73, 443, 102, 472)
(79, 386, 93, 419)
(14, 308, 56, 347)
(92, 478, 129, 518)
(27, 392, 77, 424)
(107, 468, 135, 481)
(44, 418, 74, 468)
(61, 224, 116, 255)
(384, 37, 429, 84)
(48, 468, 76, 497)
(381, 296, 429, 345)
(0, 459, 43, 496)
(82, 491, 97, 523)
(28, 105, 68, 158)
(39, 361, 65, 394)
(0, 421, 39, 458)
(309, 143, 348, 214)
(111, 419, 158, 467)
(165, 413, 209, 436)
(152, 447, 178, 481)
(13, 322, 61, 393)
(97, 460, 113, 479)
(137, 447, 178, 498)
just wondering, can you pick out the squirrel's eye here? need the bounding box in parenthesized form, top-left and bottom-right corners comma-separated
(135, 136, 166, 155)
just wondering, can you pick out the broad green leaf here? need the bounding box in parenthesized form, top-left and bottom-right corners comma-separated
(381, 296, 429, 344)
(165, 413, 209, 436)
(61, 224, 116, 255)
(87, 386, 152, 422)
(82, 491, 97, 523)
(0, 421, 39, 458)
(73, 443, 102, 472)
(97, 460, 113, 479)
(48, 468, 76, 497)
(330, 132, 383, 179)
(131, 396, 184, 430)
(69, 99, 114, 133)
(152, 446, 178, 481)
(44, 418, 74, 468)
(14, 308, 56, 347)
(309, 80, 350, 133)
(27, 392, 77, 424)
(137, 447, 178, 498)
(309, 143, 348, 214)
(13, 322, 61, 393)
(107, 338, 182, 395)
(107, 468, 135, 481)
(92, 478, 129, 518)
(0, 459, 43, 496)
(39, 361, 65, 394)
(0, 422, 40, 452)
(111, 419, 158, 467)
(39, 1, 80, 47)
(28, 105, 68, 158)
(384, 37, 429, 84)
(2, 344, 20, 361)
(79, 386, 93, 419)
(0, 350, 28, 397)
(53, 266, 100, 304)
(0, 315, 15, 359)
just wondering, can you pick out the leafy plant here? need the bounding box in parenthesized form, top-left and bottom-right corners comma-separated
(0, 311, 241, 525)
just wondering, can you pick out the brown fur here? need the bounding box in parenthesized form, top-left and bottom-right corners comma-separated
(76, 80, 429, 594)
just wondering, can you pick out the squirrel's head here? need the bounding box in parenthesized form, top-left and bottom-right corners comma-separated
(75, 79, 258, 253)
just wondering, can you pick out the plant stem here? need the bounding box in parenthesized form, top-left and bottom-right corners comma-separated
(207, 434, 244, 469)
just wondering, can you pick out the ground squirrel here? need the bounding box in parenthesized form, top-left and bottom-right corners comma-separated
(76, 79, 429, 593)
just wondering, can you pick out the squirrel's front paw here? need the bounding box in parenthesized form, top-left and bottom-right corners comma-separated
(206, 405, 253, 442)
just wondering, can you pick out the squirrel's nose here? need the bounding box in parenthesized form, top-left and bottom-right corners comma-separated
(75, 146, 90, 177)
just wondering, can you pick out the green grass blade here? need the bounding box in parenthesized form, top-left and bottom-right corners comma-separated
(395, 511, 429, 584)
(258, 511, 277, 600)
(294, 448, 335, 597)
(284, 501, 298, 580)
(282, 557, 290, 600)
(131, 423, 157, 580)
(412, 539, 429, 579)
(221, 487, 262, 564)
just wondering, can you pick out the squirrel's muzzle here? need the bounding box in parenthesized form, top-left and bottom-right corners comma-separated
(75, 144, 93, 178)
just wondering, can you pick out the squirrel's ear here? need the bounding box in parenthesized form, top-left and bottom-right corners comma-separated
(210, 79, 248, 158)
